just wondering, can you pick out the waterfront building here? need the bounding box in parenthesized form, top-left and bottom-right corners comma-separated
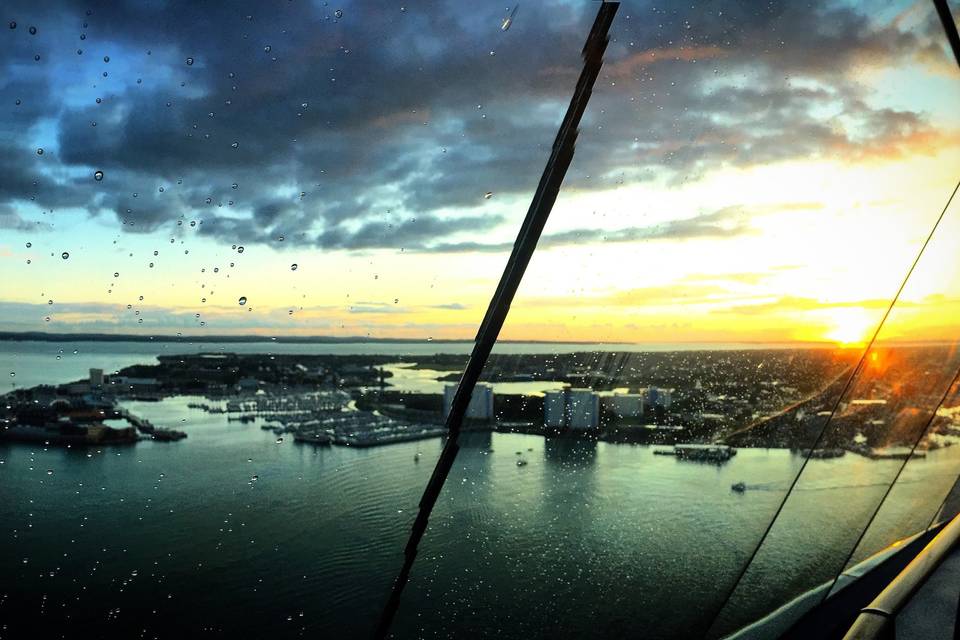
(568, 389, 600, 430)
(110, 376, 159, 391)
(543, 387, 600, 430)
(544, 389, 567, 428)
(607, 392, 645, 419)
(442, 383, 494, 421)
(236, 377, 260, 392)
(642, 386, 673, 409)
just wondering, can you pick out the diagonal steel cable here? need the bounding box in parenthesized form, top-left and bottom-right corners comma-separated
(371, 4, 619, 637)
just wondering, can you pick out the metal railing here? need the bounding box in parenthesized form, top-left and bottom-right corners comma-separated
(842, 512, 960, 639)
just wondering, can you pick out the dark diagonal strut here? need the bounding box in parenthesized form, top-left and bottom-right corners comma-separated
(933, 0, 960, 71)
(372, 3, 619, 637)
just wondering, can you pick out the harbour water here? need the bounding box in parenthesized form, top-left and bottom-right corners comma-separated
(1, 342, 957, 638)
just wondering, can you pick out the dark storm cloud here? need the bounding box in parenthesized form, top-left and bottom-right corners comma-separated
(0, 0, 955, 248)
(314, 212, 504, 251)
(424, 204, 755, 253)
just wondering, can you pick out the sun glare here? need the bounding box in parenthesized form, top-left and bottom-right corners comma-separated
(824, 307, 875, 346)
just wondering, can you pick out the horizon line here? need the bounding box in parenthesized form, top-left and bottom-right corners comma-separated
(0, 330, 954, 349)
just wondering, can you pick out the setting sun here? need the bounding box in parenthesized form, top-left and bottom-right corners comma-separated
(824, 307, 876, 346)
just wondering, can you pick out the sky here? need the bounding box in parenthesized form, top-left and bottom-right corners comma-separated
(1, 0, 959, 344)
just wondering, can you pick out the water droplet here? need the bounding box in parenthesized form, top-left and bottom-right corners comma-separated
(36, 148, 43, 155)
(46, 469, 53, 475)
(61, 252, 69, 259)
(185, 57, 194, 66)
(231, 183, 238, 190)
(8, 21, 15, 29)
(238, 296, 247, 305)
(113, 272, 119, 278)
(94, 170, 104, 181)
(250, 475, 259, 482)
(483, 191, 493, 199)
(334, 9, 343, 18)
(290, 263, 298, 271)
(231, 141, 238, 149)
(275, 437, 284, 444)
(29, 26, 37, 35)
(263, 45, 272, 53)
(103, 55, 110, 63)
(237, 246, 244, 254)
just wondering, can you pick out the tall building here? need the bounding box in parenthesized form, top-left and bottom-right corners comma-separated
(443, 383, 494, 421)
(608, 392, 644, 419)
(568, 389, 600, 430)
(89, 368, 104, 387)
(543, 387, 600, 430)
(643, 386, 672, 409)
(544, 390, 567, 428)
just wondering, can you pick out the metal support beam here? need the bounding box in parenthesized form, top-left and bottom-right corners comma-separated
(933, 0, 960, 71)
(371, 3, 619, 638)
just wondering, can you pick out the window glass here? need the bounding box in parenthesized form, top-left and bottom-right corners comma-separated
(1, 1, 959, 639)
(709, 191, 960, 637)
(393, 1, 960, 637)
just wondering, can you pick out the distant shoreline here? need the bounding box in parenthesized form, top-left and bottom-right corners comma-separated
(0, 331, 843, 348)
(0, 331, 952, 351)
(2, 331, 579, 344)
